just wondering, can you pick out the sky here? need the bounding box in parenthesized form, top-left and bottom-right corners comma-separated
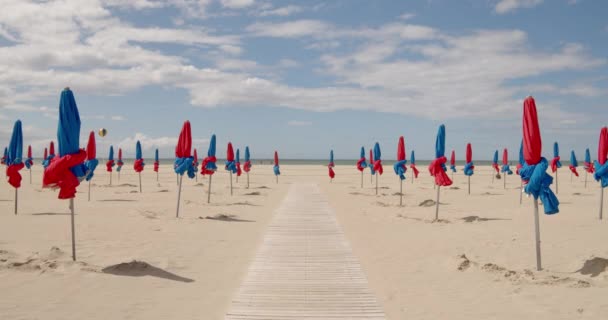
(0, 0, 607, 160)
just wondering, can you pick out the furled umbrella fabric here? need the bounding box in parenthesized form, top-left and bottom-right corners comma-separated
(25, 145, 33, 169)
(410, 150, 419, 178)
(328, 150, 335, 179)
(356, 147, 367, 172)
(192, 148, 199, 174)
(584, 148, 595, 173)
(133, 141, 145, 173)
(393, 137, 406, 180)
(517, 141, 524, 175)
(174, 121, 195, 179)
(428, 124, 452, 187)
(273, 151, 280, 176)
(368, 149, 375, 175)
(569, 151, 579, 177)
(201, 134, 217, 176)
(236, 149, 242, 177)
(464, 143, 474, 176)
(492, 150, 500, 174)
(520, 96, 559, 214)
(116, 148, 124, 172)
(84, 131, 98, 181)
(501, 148, 513, 175)
(225, 143, 237, 174)
(450, 150, 456, 173)
(551, 142, 562, 173)
(594, 127, 608, 188)
(106, 146, 115, 172)
(43, 88, 87, 199)
(42, 141, 55, 168)
(43, 148, 48, 165)
(6, 120, 24, 188)
(153, 149, 159, 172)
(243, 146, 252, 173)
(373, 143, 383, 175)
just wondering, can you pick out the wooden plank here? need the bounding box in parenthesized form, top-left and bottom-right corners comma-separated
(225, 183, 386, 320)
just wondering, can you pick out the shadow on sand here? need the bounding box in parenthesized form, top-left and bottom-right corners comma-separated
(102, 261, 194, 283)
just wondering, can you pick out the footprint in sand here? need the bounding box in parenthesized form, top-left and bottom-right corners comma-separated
(577, 257, 608, 277)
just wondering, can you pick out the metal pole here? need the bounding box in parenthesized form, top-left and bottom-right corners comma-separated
(139, 173, 142, 193)
(118, 171, 120, 183)
(29, 168, 32, 184)
(361, 171, 363, 188)
(70, 198, 76, 261)
(411, 170, 414, 184)
(585, 171, 588, 188)
(468, 176, 471, 195)
(519, 180, 523, 205)
(88, 181, 91, 202)
(276, 175, 278, 184)
(207, 175, 213, 203)
(503, 172, 506, 189)
(109, 171, 112, 186)
(14, 188, 18, 215)
(176, 175, 183, 218)
(399, 179, 403, 206)
(230, 172, 233, 196)
(555, 170, 559, 194)
(247, 172, 250, 189)
(375, 174, 378, 195)
(156, 171, 158, 182)
(533, 198, 542, 271)
(600, 187, 604, 220)
(435, 185, 440, 221)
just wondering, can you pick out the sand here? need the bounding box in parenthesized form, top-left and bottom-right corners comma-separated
(1, 164, 607, 319)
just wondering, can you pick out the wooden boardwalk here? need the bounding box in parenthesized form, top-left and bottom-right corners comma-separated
(226, 183, 385, 320)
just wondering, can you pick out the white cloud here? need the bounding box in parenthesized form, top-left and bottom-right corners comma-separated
(257, 5, 302, 17)
(495, 0, 543, 14)
(398, 13, 415, 20)
(287, 120, 312, 126)
(111, 115, 126, 121)
(221, 0, 255, 9)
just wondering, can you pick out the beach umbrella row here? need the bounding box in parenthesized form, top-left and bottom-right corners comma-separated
(201, 134, 217, 203)
(356, 147, 367, 188)
(428, 124, 452, 221)
(551, 142, 562, 194)
(174, 121, 194, 218)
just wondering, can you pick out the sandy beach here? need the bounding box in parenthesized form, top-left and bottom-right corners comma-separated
(1, 164, 607, 319)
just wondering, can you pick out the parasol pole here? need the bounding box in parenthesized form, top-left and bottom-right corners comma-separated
(195, 172, 198, 182)
(276, 175, 278, 184)
(118, 170, 120, 183)
(468, 176, 471, 195)
(70, 198, 76, 261)
(230, 171, 233, 196)
(176, 175, 183, 218)
(361, 171, 363, 188)
(492, 170, 495, 183)
(411, 170, 414, 184)
(109, 171, 112, 186)
(399, 179, 403, 206)
(533, 198, 542, 271)
(247, 171, 250, 189)
(29, 168, 32, 184)
(504, 172, 506, 189)
(14, 188, 18, 215)
(600, 187, 604, 220)
(375, 174, 378, 195)
(555, 170, 559, 194)
(207, 175, 213, 203)
(139, 172, 142, 193)
(435, 185, 440, 221)
(585, 171, 588, 188)
(519, 180, 523, 205)
(88, 180, 91, 201)
(571, 172, 573, 183)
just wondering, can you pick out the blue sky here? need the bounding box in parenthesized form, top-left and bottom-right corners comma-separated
(0, 0, 607, 160)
